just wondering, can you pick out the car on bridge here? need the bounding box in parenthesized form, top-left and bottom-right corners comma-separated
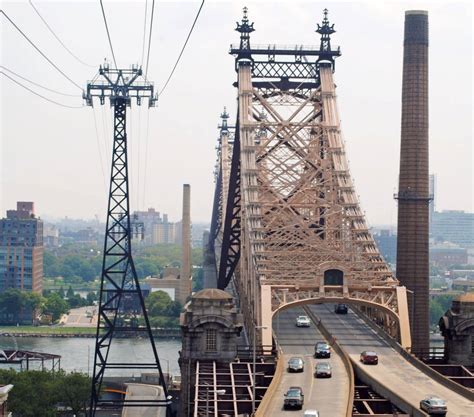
(360, 351, 378, 365)
(314, 362, 332, 378)
(314, 342, 331, 358)
(295, 315, 311, 327)
(303, 410, 320, 417)
(287, 356, 304, 372)
(334, 303, 348, 314)
(419, 396, 447, 415)
(283, 386, 304, 410)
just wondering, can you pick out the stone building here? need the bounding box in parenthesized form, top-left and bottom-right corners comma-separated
(439, 293, 474, 366)
(179, 288, 243, 417)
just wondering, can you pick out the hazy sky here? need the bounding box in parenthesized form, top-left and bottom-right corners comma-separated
(1, 0, 472, 225)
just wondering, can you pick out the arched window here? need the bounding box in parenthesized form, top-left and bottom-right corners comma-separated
(324, 269, 344, 285)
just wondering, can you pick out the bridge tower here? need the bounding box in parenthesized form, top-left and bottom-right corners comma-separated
(213, 9, 412, 350)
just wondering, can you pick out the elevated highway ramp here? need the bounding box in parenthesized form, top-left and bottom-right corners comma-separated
(308, 304, 474, 417)
(268, 307, 350, 416)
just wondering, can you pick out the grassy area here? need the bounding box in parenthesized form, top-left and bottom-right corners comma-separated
(0, 326, 96, 335)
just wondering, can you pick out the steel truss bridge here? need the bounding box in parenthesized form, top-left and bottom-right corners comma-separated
(203, 8, 474, 417)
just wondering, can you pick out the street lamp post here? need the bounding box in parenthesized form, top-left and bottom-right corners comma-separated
(252, 324, 268, 416)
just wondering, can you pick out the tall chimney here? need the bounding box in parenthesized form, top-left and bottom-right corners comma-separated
(179, 184, 192, 304)
(396, 10, 430, 354)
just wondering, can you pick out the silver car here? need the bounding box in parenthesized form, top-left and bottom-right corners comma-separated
(420, 396, 447, 415)
(287, 356, 304, 372)
(315, 362, 332, 378)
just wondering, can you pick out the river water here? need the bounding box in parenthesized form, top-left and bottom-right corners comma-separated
(0, 336, 182, 377)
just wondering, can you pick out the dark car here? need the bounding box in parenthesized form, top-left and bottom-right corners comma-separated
(315, 342, 331, 358)
(287, 357, 304, 372)
(283, 386, 304, 410)
(360, 351, 378, 365)
(314, 362, 332, 378)
(334, 303, 348, 314)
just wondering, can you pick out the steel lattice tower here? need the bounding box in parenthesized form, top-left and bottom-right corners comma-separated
(84, 65, 170, 416)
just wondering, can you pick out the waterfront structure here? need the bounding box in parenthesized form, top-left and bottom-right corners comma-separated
(395, 10, 430, 354)
(439, 293, 474, 365)
(179, 288, 243, 417)
(432, 210, 474, 248)
(0, 202, 43, 293)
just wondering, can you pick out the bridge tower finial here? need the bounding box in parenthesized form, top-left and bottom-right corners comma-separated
(316, 8, 336, 53)
(235, 6, 255, 63)
(220, 106, 230, 133)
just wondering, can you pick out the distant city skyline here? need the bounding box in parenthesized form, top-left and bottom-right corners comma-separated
(1, 1, 472, 225)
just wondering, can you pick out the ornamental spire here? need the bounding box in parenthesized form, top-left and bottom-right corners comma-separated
(236, 7, 255, 53)
(316, 8, 336, 52)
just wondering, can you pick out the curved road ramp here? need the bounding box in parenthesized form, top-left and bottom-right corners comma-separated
(308, 304, 474, 417)
(121, 383, 167, 417)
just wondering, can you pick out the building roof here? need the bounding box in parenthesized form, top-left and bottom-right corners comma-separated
(455, 293, 474, 302)
(193, 288, 233, 300)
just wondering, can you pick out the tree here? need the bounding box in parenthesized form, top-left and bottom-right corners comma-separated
(0, 288, 24, 323)
(58, 286, 65, 298)
(0, 369, 59, 417)
(44, 293, 69, 322)
(57, 372, 90, 415)
(86, 291, 97, 305)
(146, 291, 174, 317)
(66, 286, 74, 298)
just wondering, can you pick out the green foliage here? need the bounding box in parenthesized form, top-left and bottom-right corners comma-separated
(57, 372, 90, 415)
(146, 290, 181, 318)
(0, 369, 90, 417)
(44, 293, 69, 322)
(429, 294, 455, 327)
(0, 289, 44, 324)
(43, 243, 203, 282)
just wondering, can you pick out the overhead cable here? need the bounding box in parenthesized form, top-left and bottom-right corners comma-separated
(144, 0, 155, 78)
(1, 65, 79, 97)
(140, 0, 149, 67)
(99, 0, 118, 69)
(28, 0, 96, 68)
(1, 71, 83, 109)
(1, 10, 83, 91)
(158, 0, 205, 96)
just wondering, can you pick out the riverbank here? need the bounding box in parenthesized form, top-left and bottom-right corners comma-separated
(0, 326, 181, 338)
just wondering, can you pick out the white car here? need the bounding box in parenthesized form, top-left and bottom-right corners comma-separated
(303, 410, 319, 417)
(419, 396, 447, 415)
(295, 315, 311, 327)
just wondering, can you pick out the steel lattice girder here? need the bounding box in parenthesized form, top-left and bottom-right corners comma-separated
(89, 97, 169, 415)
(232, 62, 411, 349)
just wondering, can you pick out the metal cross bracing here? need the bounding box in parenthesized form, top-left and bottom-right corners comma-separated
(214, 8, 412, 350)
(84, 65, 170, 416)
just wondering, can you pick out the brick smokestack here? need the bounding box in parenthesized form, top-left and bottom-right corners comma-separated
(179, 184, 192, 304)
(396, 10, 430, 354)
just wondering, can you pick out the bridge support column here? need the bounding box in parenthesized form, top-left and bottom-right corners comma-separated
(397, 286, 412, 350)
(261, 285, 273, 347)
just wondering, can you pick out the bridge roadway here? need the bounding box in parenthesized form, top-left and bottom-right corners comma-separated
(308, 304, 474, 417)
(267, 307, 350, 416)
